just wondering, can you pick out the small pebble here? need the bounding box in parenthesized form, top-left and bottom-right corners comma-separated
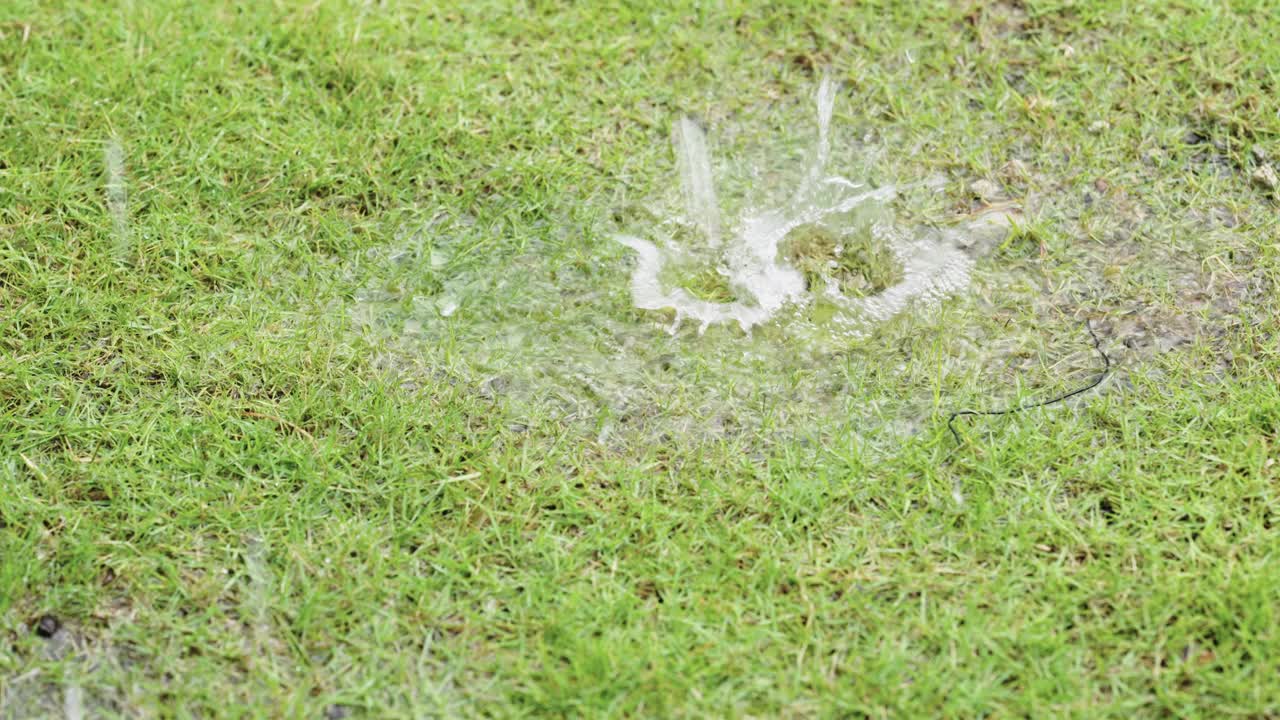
(999, 159, 1028, 182)
(324, 705, 352, 720)
(1183, 130, 1208, 145)
(969, 179, 1003, 202)
(1252, 164, 1279, 191)
(1088, 120, 1108, 134)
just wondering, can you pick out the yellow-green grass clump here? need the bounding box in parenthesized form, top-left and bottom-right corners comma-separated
(780, 222, 903, 298)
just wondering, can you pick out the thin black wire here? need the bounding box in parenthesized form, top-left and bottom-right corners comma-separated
(947, 319, 1111, 445)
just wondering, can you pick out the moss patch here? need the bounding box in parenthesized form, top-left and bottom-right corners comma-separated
(780, 222, 903, 297)
(658, 262, 737, 303)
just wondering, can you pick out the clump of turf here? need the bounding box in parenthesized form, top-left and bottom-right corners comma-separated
(652, 222, 741, 303)
(780, 222, 902, 297)
(659, 262, 736, 303)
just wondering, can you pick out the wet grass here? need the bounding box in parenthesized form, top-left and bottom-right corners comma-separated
(781, 221, 903, 298)
(658, 258, 738, 304)
(2, 1, 1279, 717)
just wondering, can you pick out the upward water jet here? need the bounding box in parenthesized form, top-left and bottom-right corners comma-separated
(673, 117, 723, 250)
(105, 138, 129, 259)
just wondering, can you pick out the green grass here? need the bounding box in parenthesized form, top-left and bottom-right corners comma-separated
(659, 259, 739, 304)
(2, 1, 1279, 717)
(780, 220, 903, 298)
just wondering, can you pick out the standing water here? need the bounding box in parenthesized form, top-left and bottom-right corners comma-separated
(352, 76, 1016, 447)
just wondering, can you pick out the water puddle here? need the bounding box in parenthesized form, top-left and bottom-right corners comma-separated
(350, 77, 1016, 447)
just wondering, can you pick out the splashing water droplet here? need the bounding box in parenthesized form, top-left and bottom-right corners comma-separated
(673, 117, 723, 250)
(105, 138, 129, 259)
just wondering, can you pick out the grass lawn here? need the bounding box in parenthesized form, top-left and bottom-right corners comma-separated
(3, 1, 1279, 717)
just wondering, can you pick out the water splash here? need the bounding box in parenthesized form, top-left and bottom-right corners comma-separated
(615, 76, 977, 337)
(349, 77, 1018, 448)
(672, 117, 723, 250)
(801, 73, 838, 199)
(104, 139, 129, 258)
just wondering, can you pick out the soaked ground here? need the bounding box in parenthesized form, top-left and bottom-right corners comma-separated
(346, 82, 1081, 451)
(6, 3, 1280, 716)
(347, 112, 1266, 452)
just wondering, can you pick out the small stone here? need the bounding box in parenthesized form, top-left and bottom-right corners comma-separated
(969, 179, 1003, 202)
(922, 173, 949, 192)
(1209, 206, 1238, 228)
(324, 705, 352, 720)
(1252, 145, 1269, 163)
(35, 614, 60, 638)
(1093, 178, 1110, 193)
(1183, 130, 1208, 145)
(999, 159, 1028, 183)
(1088, 120, 1108, 134)
(1252, 164, 1279, 191)
(955, 208, 1017, 256)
